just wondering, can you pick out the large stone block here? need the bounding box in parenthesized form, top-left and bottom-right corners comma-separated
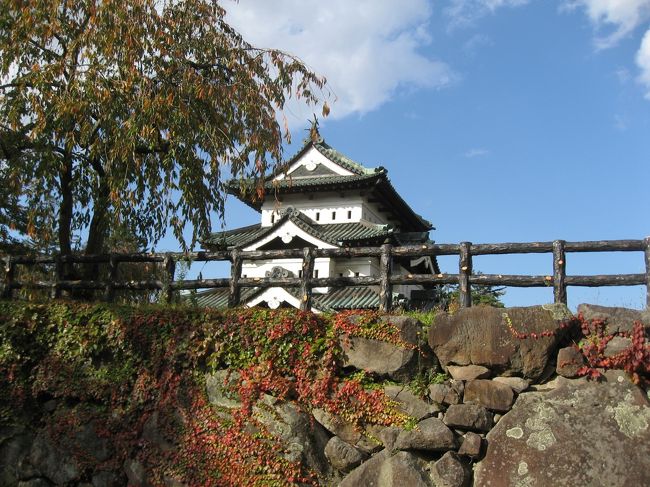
(311, 408, 382, 453)
(443, 404, 493, 433)
(464, 379, 515, 413)
(556, 346, 585, 378)
(383, 384, 441, 420)
(428, 305, 573, 380)
(447, 365, 490, 381)
(30, 431, 79, 485)
(577, 304, 650, 334)
(0, 426, 34, 487)
(324, 436, 367, 473)
(492, 376, 530, 393)
(339, 450, 432, 487)
(458, 431, 483, 459)
(431, 451, 472, 487)
(255, 399, 331, 478)
(394, 417, 457, 452)
(474, 380, 650, 487)
(205, 370, 241, 408)
(429, 383, 462, 406)
(340, 315, 428, 381)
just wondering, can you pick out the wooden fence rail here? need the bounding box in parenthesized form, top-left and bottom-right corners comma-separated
(2, 238, 649, 311)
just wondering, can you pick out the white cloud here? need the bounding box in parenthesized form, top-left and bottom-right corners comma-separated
(613, 113, 628, 131)
(446, 0, 530, 28)
(615, 67, 631, 83)
(564, 0, 650, 49)
(564, 1, 650, 99)
(463, 34, 494, 54)
(464, 148, 489, 158)
(636, 28, 650, 98)
(224, 0, 454, 125)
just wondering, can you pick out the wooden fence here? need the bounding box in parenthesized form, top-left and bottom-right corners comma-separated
(1, 238, 649, 311)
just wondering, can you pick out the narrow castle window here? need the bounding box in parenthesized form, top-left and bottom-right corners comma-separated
(331, 211, 336, 220)
(316, 212, 320, 221)
(347, 210, 352, 219)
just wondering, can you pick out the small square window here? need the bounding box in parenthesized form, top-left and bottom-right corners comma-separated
(354, 272, 360, 277)
(338, 273, 343, 277)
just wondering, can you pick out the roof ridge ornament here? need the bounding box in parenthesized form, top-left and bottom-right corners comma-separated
(304, 115, 324, 145)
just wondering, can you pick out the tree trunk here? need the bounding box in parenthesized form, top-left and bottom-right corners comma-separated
(80, 176, 110, 295)
(85, 177, 110, 256)
(58, 159, 74, 285)
(58, 160, 73, 256)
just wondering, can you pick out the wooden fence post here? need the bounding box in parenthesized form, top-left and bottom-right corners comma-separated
(50, 255, 63, 300)
(645, 236, 650, 309)
(459, 242, 472, 308)
(553, 240, 567, 305)
(300, 247, 315, 312)
(163, 253, 176, 304)
(379, 243, 393, 312)
(103, 254, 118, 303)
(1, 256, 14, 300)
(228, 249, 242, 308)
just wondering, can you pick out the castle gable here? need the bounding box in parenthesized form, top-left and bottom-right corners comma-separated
(275, 145, 355, 181)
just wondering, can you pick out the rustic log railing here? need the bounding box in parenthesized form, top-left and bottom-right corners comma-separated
(1, 238, 649, 311)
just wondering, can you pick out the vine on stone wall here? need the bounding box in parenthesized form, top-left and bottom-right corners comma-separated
(503, 311, 650, 385)
(0, 303, 417, 486)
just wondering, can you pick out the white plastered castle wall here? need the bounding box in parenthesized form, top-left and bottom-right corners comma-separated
(261, 193, 389, 228)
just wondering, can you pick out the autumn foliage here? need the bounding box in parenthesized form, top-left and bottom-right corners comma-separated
(0, 302, 413, 486)
(504, 311, 650, 385)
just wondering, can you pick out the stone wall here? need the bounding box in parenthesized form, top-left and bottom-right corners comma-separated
(1, 304, 649, 486)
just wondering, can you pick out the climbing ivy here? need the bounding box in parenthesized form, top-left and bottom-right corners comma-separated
(0, 303, 417, 486)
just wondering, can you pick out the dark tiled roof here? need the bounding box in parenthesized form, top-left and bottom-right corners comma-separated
(184, 287, 259, 309)
(203, 211, 393, 250)
(191, 286, 379, 312)
(204, 223, 265, 249)
(265, 172, 383, 191)
(227, 172, 384, 200)
(312, 286, 379, 310)
(316, 222, 392, 243)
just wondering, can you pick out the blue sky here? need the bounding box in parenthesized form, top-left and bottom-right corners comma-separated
(164, 0, 650, 310)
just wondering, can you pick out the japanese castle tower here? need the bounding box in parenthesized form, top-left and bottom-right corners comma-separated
(198, 133, 439, 312)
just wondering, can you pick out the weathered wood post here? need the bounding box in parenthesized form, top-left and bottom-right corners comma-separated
(103, 254, 118, 303)
(459, 242, 472, 308)
(300, 247, 315, 311)
(645, 236, 650, 309)
(379, 243, 393, 312)
(228, 249, 243, 308)
(50, 255, 63, 300)
(1, 256, 14, 300)
(163, 253, 176, 304)
(553, 240, 567, 305)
